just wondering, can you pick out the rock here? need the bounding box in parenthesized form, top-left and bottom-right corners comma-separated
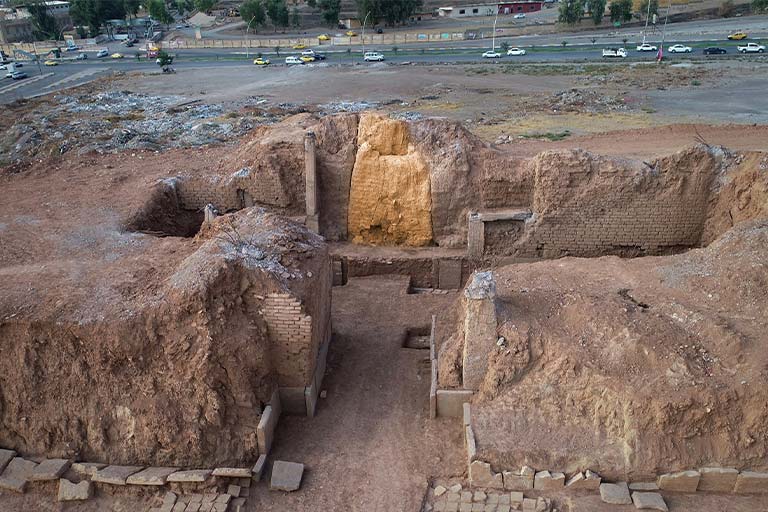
(464, 271, 496, 300)
(461, 491, 473, 502)
(212, 467, 252, 478)
(92, 465, 145, 485)
(58, 479, 93, 501)
(126, 467, 178, 486)
(566, 470, 601, 490)
(698, 467, 738, 492)
(522, 498, 537, 512)
(535, 497, 550, 512)
(227, 484, 241, 497)
(533, 471, 565, 491)
(0, 457, 37, 492)
(600, 482, 632, 505)
(269, 460, 304, 492)
(166, 469, 212, 483)
(230, 497, 247, 512)
(469, 461, 503, 489)
(629, 482, 659, 491)
(473, 490, 487, 502)
(734, 471, 768, 493)
(658, 470, 700, 492)
(435, 485, 447, 496)
(449, 484, 463, 493)
(0, 449, 16, 473)
(71, 462, 107, 477)
(631, 492, 668, 511)
(504, 466, 534, 491)
(252, 454, 267, 482)
(510, 491, 524, 504)
(0, 476, 27, 493)
(30, 458, 71, 481)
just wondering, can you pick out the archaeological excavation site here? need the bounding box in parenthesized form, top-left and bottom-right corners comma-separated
(1, 100, 767, 512)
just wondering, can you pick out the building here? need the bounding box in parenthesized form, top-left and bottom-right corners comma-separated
(437, 1, 543, 17)
(0, 1, 71, 43)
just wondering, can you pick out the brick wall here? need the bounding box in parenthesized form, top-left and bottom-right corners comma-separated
(262, 293, 315, 388)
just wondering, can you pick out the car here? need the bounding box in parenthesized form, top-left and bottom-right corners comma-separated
(285, 56, 304, 65)
(75, 53, 87, 60)
(513, 13, 526, 18)
(0, 64, 5, 70)
(111, 53, 124, 59)
(301, 49, 317, 56)
(728, 32, 747, 40)
(703, 47, 727, 55)
(292, 43, 306, 49)
(668, 44, 692, 53)
(738, 42, 765, 53)
(506, 47, 526, 56)
(636, 43, 657, 52)
(363, 51, 385, 62)
(175, 24, 185, 29)
(482, 50, 502, 58)
(318, 34, 330, 41)
(97, 49, 109, 58)
(312, 53, 326, 60)
(253, 57, 271, 65)
(299, 55, 315, 63)
(124, 41, 134, 47)
(346, 31, 357, 37)
(44, 59, 58, 66)
(602, 47, 627, 58)
(376, 27, 383, 34)
(11, 71, 27, 79)
(65, 45, 80, 52)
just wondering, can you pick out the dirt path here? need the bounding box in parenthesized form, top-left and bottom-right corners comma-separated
(246, 275, 464, 511)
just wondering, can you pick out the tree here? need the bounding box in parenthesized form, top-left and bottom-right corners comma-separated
(317, 0, 341, 25)
(147, 0, 173, 24)
(123, 0, 141, 18)
(637, 0, 658, 18)
(609, 0, 632, 22)
(500, 41, 510, 52)
(194, 0, 216, 12)
(70, 0, 127, 34)
(558, 0, 584, 24)
(241, 0, 266, 28)
(276, 2, 290, 28)
(587, 0, 607, 24)
(356, 0, 422, 26)
(21, 0, 59, 40)
(307, 0, 317, 7)
(157, 50, 174, 67)
(753, 0, 768, 10)
(291, 7, 300, 27)
(718, 0, 735, 16)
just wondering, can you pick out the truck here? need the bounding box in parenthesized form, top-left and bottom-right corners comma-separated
(602, 47, 627, 58)
(737, 42, 765, 53)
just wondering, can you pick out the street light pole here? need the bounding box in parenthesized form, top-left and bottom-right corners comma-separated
(361, 11, 370, 56)
(245, 15, 256, 59)
(492, 6, 499, 51)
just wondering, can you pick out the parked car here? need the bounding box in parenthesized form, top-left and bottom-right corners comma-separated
(97, 49, 109, 58)
(668, 44, 692, 53)
(728, 32, 748, 40)
(292, 43, 306, 49)
(513, 13, 526, 18)
(506, 47, 526, 56)
(65, 45, 80, 52)
(253, 57, 271, 66)
(602, 47, 627, 58)
(346, 31, 357, 37)
(111, 53, 124, 59)
(11, 71, 27, 79)
(737, 42, 765, 53)
(285, 56, 304, 65)
(44, 59, 58, 66)
(318, 34, 330, 41)
(301, 49, 317, 57)
(636, 43, 657, 52)
(363, 51, 385, 62)
(482, 50, 502, 58)
(703, 47, 727, 55)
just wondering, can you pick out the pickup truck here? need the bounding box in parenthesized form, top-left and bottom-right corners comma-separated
(602, 48, 627, 58)
(737, 42, 765, 53)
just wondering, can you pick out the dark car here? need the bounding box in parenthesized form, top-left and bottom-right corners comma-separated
(313, 53, 327, 60)
(11, 71, 28, 79)
(703, 47, 727, 55)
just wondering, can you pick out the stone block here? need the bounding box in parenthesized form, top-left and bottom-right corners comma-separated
(462, 273, 497, 391)
(279, 386, 307, 415)
(0, 449, 16, 473)
(465, 426, 477, 463)
(509, 491, 523, 504)
(211, 467, 252, 478)
(166, 470, 212, 483)
(438, 259, 463, 290)
(305, 377, 318, 417)
(58, 479, 93, 501)
(734, 471, 768, 493)
(437, 389, 474, 418)
(215, 493, 231, 504)
(658, 470, 700, 492)
(30, 458, 71, 481)
(469, 461, 503, 489)
(697, 467, 738, 492)
(533, 471, 565, 491)
(270, 460, 304, 492)
(600, 482, 631, 505)
(230, 497, 246, 512)
(72, 462, 107, 477)
(252, 454, 267, 482)
(463, 403, 472, 427)
(461, 491, 473, 502)
(631, 491, 668, 511)
(127, 467, 179, 486)
(227, 484, 241, 497)
(522, 498, 537, 512)
(257, 404, 278, 456)
(503, 466, 534, 491)
(566, 470, 601, 490)
(629, 482, 659, 491)
(535, 497, 550, 512)
(92, 465, 144, 485)
(0, 475, 27, 493)
(473, 490, 486, 502)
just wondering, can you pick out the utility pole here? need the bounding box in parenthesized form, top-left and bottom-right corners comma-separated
(245, 15, 256, 58)
(492, 6, 499, 51)
(361, 11, 370, 56)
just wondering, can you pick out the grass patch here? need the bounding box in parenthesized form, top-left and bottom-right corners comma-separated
(520, 130, 572, 141)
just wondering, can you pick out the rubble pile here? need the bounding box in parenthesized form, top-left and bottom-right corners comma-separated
(549, 88, 629, 114)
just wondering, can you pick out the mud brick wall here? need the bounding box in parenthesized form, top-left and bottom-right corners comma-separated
(176, 176, 242, 212)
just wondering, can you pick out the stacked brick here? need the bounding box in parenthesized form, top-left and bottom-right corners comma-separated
(262, 293, 315, 388)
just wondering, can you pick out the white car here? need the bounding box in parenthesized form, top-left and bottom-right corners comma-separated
(96, 49, 109, 58)
(301, 49, 316, 57)
(363, 51, 384, 61)
(668, 44, 692, 53)
(602, 47, 627, 58)
(513, 13, 526, 19)
(506, 47, 526, 56)
(482, 50, 502, 58)
(636, 43, 657, 52)
(737, 42, 766, 53)
(285, 56, 304, 65)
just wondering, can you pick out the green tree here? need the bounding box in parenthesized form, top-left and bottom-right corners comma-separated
(21, 0, 59, 39)
(70, 0, 126, 34)
(753, 0, 768, 10)
(317, 0, 341, 25)
(147, 0, 173, 24)
(157, 50, 174, 67)
(307, 0, 317, 7)
(637, 0, 658, 18)
(587, 0, 606, 24)
(241, 0, 266, 28)
(194, 0, 216, 12)
(356, 0, 422, 26)
(291, 7, 300, 27)
(123, 0, 141, 18)
(500, 41, 510, 51)
(558, 0, 584, 24)
(609, 0, 632, 22)
(276, 2, 290, 28)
